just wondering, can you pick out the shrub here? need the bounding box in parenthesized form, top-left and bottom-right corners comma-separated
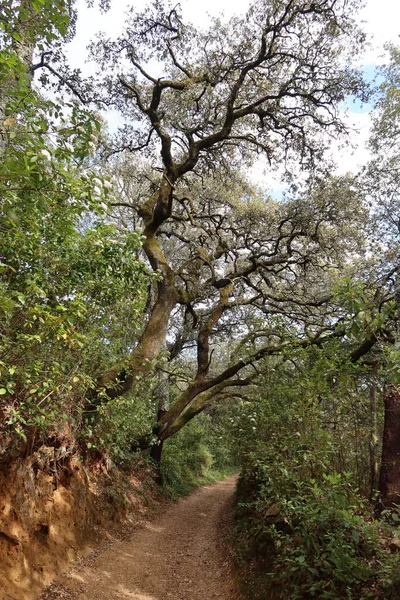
(235, 448, 381, 600)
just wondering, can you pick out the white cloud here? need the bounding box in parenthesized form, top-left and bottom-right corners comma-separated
(359, 0, 400, 65)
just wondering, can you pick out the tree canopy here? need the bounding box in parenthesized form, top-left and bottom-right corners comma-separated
(0, 0, 398, 490)
(47, 0, 369, 442)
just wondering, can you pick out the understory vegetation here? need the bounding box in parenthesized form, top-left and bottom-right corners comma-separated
(2, 1, 400, 598)
(161, 413, 237, 497)
(230, 351, 400, 599)
(234, 457, 400, 600)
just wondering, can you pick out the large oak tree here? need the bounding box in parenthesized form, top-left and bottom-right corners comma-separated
(54, 0, 366, 448)
(27, 0, 371, 453)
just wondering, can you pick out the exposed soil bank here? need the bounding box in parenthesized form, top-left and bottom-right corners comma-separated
(40, 475, 240, 600)
(0, 449, 157, 600)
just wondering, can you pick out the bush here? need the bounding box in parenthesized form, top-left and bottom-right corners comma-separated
(161, 413, 236, 497)
(235, 447, 382, 600)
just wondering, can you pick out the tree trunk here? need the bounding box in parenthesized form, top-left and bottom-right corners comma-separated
(87, 178, 179, 406)
(150, 438, 164, 479)
(150, 357, 170, 484)
(90, 278, 178, 403)
(378, 388, 400, 508)
(369, 383, 379, 500)
(378, 263, 400, 509)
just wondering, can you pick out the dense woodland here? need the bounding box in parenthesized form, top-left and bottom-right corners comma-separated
(2, 0, 400, 598)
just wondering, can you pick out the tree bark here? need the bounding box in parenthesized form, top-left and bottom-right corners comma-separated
(150, 440, 164, 468)
(150, 355, 170, 483)
(369, 383, 379, 500)
(86, 277, 178, 404)
(150, 418, 165, 487)
(378, 388, 400, 507)
(89, 179, 179, 403)
(378, 262, 400, 509)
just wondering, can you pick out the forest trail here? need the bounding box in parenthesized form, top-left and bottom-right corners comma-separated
(40, 475, 240, 600)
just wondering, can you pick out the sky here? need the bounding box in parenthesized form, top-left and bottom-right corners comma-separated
(66, 0, 400, 195)
(69, 0, 400, 58)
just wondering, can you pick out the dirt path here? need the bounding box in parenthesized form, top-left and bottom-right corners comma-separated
(41, 475, 240, 600)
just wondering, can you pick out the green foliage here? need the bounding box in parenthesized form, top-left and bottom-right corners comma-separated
(232, 349, 388, 599)
(87, 381, 158, 464)
(0, 130, 149, 443)
(0, 11, 151, 454)
(334, 278, 395, 350)
(378, 552, 400, 600)
(228, 344, 379, 496)
(0, 0, 72, 47)
(161, 412, 237, 498)
(236, 456, 378, 599)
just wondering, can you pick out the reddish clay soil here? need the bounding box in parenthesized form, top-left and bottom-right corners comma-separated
(40, 476, 241, 600)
